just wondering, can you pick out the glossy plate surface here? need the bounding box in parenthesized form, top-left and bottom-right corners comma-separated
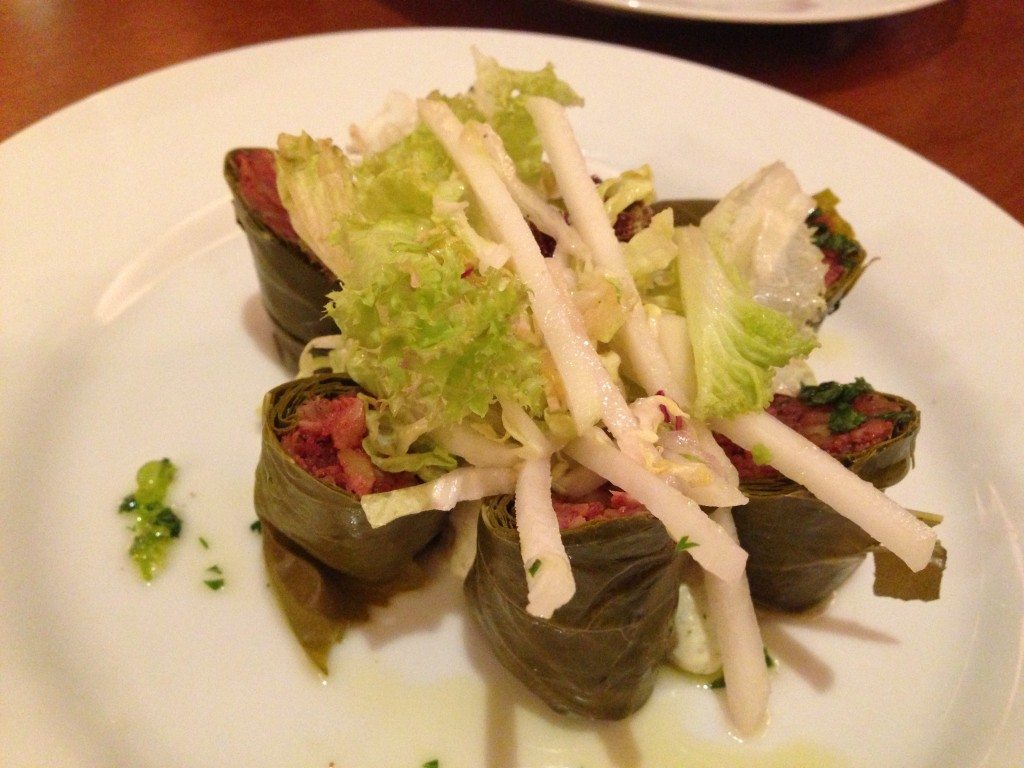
(566, 0, 947, 23)
(1, 28, 1021, 768)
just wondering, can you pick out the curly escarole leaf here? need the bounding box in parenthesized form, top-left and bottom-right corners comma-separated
(274, 132, 354, 279)
(254, 374, 447, 582)
(325, 224, 548, 459)
(597, 165, 655, 220)
(464, 497, 684, 720)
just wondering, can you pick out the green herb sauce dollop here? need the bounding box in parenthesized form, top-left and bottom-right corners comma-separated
(118, 458, 182, 580)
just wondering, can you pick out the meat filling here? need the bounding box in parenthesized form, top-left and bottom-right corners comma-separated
(807, 205, 864, 290)
(553, 489, 645, 530)
(718, 389, 909, 482)
(232, 148, 302, 245)
(279, 395, 416, 497)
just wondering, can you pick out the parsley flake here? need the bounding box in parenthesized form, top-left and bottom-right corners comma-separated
(676, 536, 698, 552)
(798, 378, 876, 434)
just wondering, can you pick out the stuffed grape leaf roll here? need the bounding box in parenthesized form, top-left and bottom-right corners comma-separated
(464, 493, 686, 720)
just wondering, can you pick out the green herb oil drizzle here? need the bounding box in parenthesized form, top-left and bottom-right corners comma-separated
(118, 458, 182, 580)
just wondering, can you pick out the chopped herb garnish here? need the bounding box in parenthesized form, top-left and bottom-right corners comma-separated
(750, 443, 773, 466)
(798, 377, 873, 406)
(250, 519, 263, 533)
(119, 458, 182, 581)
(199, 536, 210, 549)
(423, 761, 440, 768)
(676, 536, 698, 552)
(152, 507, 183, 538)
(807, 207, 863, 268)
(798, 377, 876, 434)
(528, 559, 542, 576)
(876, 410, 916, 427)
(829, 405, 868, 433)
(204, 565, 224, 589)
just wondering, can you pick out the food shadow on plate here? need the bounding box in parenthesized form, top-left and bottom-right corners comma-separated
(259, 514, 460, 673)
(241, 293, 296, 372)
(457, 577, 646, 768)
(758, 609, 900, 693)
(353, 540, 468, 651)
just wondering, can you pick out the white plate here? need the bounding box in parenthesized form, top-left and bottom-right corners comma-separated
(567, 0, 948, 23)
(1, 28, 1021, 768)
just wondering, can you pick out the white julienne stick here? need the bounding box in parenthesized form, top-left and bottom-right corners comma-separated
(565, 430, 747, 583)
(418, 98, 631, 436)
(525, 96, 683, 407)
(502, 400, 578, 617)
(473, 125, 589, 263)
(420, 98, 744, 586)
(712, 411, 937, 572)
(703, 507, 770, 737)
(526, 96, 744, 507)
(516, 456, 576, 618)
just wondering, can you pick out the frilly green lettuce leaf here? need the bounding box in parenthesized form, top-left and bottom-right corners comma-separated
(471, 48, 584, 184)
(325, 216, 548, 458)
(675, 225, 818, 420)
(700, 162, 827, 328)
(274, 133, 354, 278)
(275, 55, 586, 465)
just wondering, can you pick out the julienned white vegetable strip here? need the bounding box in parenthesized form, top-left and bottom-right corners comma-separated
(420, 99, 745, 586)
(473, 125, 588, 263)
(516, 456, 576, 618)
(500, 399, 554, 458)
(713, 412, 937, 572)
(703, 507, 770, 736)
(361, 466, 517, 527)
(503, 400, 578, 616)
(419, 99, 629, 436)
(565, 430, 747, 583)
(526, 97, 741, 504)
(654, 314, 697, 407)
(525, 96, 682, 407)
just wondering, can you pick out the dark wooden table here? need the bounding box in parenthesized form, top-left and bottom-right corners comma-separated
(2, 0, 1021, 223)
